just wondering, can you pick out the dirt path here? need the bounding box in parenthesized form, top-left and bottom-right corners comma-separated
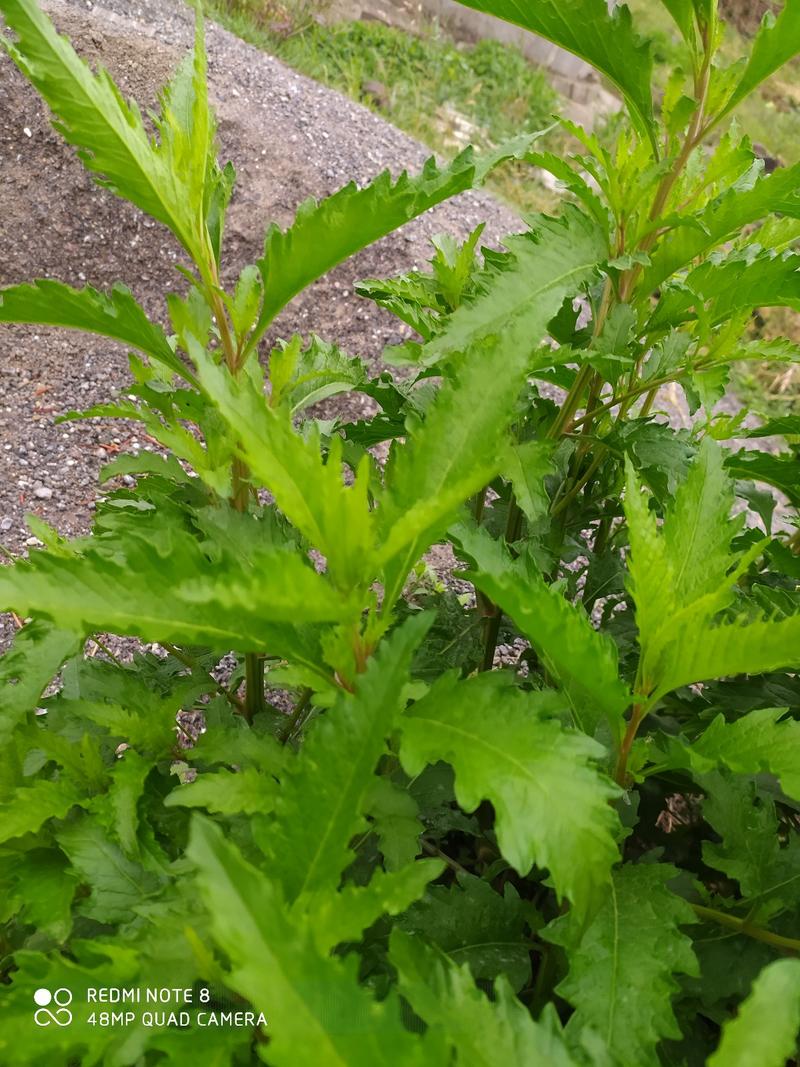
(0, 0, 521, 651)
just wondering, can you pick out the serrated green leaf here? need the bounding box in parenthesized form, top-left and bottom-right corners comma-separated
(744, 415, 800, 439)
(185, 696, 286, 773)
(683, 708, 800, 803)
(708, 958, 800, 1067)
(100, 450, 190, 484)
(30, 728, 108, 796)
(547, 864, 698, 1067)
(191, 346, 376, 590)
(663, 438, 736, 610)
(273, 334, 368, 414)
(648, 613, 800, 704)
(229, 263, 262, 337)
(399, 671, 621, 920)
(0, 280, 191, 383)
(657, 0, 697, 46)
(645, 161, 800, 290)
(390, 929, 578, 1067)
(187, 816, 438, 1067)
(299, 859, 444, 954)
(725, 449, 800, 508)
(376, 330, 537, 608)
(262, 614, 431, 902)
(0, 778, 84, 843)
(254, 137, 542, 334)
(610, 419, 696, 498)
(417, 207, 606, 367)
(48, 659, 207, 759)
(165, 767, 278, 816)
(56, 816, 163, 922)
(355, 271, 442, 340)
(0, 620, 81, 746)
(455, 521, 630, 739)
(6, 849, 76, 938)
(501, 438, 555, 526)
(431, 222, 486, 309)
(527, 151, 610, 231)
(0, 2, 222, 262)
(622, 440, 798, 704)
(588, 302, 638, 384)
(0, 510, 353, 650)
(398, 872, 533, 991)
(652, 248, 800, 331)
(364, 776, 423, 871)
(721, 1, 800, 120)
(699, 773, 800, 915)
(104, 749, 151, 855)
(453, 0, 655, 145)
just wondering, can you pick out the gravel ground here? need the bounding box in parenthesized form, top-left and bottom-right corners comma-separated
(0, 0, 521, 652)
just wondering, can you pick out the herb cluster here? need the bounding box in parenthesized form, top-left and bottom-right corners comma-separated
(2, 0, 800, 1063)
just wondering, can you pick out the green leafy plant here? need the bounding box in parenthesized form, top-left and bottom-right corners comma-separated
(2, 0, 800, 1063)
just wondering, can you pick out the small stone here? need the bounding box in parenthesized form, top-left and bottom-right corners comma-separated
(0, 517, 12, 532)
(23, 126, 32, 138)
(25, 536, 43, 547)
(33, 485, 53, 500)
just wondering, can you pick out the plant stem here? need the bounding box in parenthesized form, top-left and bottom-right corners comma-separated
(618, 24, 713, 304)
(480, 496, 522, 671)
(470, 486, 497, 625)
(569, 363, 701, 430)
(547, 278, 612, 510)
(421, 838, 470, 877)
(551, 451, 604, 518)
(614, 702, 646, 785)
(548, 363, 594, 440)
(529, 944, 557, 1018)
(692, 904, 800, 953)
(639, 385, 658, 419)
(280, 686, 312, 744)
(91, 634, 127, 669)
(162, 641, 246, 713)
(244, 653, 268, 721)
(207, 273, 266, 722)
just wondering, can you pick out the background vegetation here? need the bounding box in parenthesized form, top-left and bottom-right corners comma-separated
(212, 0, 800, 414)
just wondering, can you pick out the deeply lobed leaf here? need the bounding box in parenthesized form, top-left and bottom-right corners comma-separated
(390, 929, 578, 1066)
(1, 1, 224, 262)
(188, 816, 441, 1066)
(547, 864, 698, 1066)
(399, 671, 621, 921)
(261, 614, 431, 901)
(455, 521, 630, 739)
(254, 135, 542, 335)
